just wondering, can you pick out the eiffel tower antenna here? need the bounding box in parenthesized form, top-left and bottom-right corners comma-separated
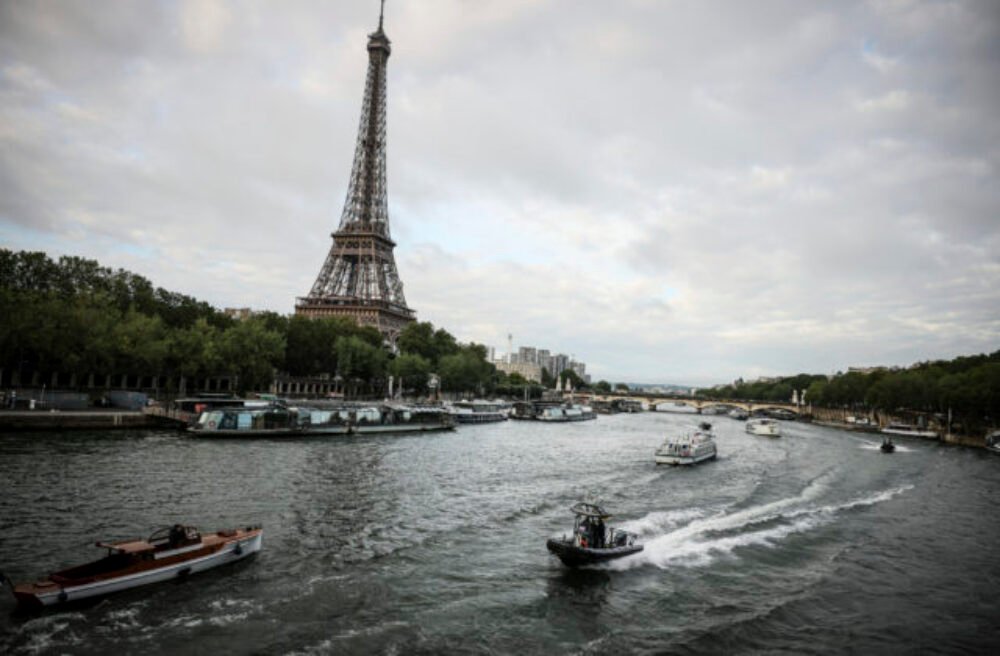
(296, 1, 415, 341)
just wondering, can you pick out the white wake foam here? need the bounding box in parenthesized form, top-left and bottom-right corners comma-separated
(607, 482, 912, 571)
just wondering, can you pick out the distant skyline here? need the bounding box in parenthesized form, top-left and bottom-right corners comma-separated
(2, 1, 998, 386)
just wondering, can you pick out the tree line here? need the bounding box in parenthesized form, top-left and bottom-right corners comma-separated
(697, 356, 1000, 431)
(0, 250, 503, 396)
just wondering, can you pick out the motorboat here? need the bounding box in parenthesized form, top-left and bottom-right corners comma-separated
(449, 400, 509, 424)
(546, 503, 642, 567)
(880, 422, 937, 438)
(728, 408, 749, 421)
(985, 430, 1000, 455)
(880, 437, 896, 453)
(2, 524, 262, 609)
(655, 421, 717, 465)
(745, 418, 781, 437)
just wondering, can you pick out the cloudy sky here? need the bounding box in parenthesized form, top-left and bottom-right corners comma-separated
(1, 0, 998, 385)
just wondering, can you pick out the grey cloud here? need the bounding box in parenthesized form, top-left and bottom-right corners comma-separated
(1, 0, 997, 382)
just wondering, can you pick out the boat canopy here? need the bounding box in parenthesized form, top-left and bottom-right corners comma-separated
(570, 502, 611, 519)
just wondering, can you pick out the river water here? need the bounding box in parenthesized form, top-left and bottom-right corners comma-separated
(1, 412, 998, 654)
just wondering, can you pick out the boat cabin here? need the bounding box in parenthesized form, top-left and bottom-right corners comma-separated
(568, 503, 635, 550)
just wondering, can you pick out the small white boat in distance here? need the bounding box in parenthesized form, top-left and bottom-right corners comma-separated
(986, 430, 1000, 455)
(655, 422, 718, 465)
(746, 418, 781, 437)
(880, 423, 937, 438)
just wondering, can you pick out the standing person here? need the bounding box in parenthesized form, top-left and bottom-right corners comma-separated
(596, 517, 606, 548)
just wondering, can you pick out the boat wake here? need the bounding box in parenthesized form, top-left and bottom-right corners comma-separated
(858, 443, 914, 453)
(607, 483, 913, 571)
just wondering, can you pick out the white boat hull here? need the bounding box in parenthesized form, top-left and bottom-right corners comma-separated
(655, 449, 716, 466)
(746, 421, 781, 437)
(880, 427, 937, 438)
(30, 532, 262, 606)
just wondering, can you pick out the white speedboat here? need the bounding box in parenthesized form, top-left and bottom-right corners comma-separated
(745, 418, 781, 437)
(880, 422, 937, 438)
(655, 422, 718, 465)
(986, 430, 1000, 455)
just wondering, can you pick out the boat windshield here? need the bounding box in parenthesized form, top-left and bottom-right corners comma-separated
(570, 502, 611, 519)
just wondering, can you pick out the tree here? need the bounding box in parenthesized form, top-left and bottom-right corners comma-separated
(336, 335, 388, 396)
(217, 317, 285, 392)
(439, 346, 494, 394)
(397, 321, 461, 365)
(390, 353, 432, 395)
(112, 308, 169, 376)
(593, 380, 612, 393)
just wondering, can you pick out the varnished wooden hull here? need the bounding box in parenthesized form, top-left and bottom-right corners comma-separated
(12, 528, 262, 609)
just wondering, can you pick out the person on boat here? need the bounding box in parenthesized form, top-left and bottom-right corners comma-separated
(595, 517, 606, 548)
(169, 524, 186, 547)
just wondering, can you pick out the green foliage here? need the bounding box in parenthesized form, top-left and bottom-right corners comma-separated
(390, 353, 432, 395)
(614, 382, 629, 392)
(593, 380, 612, 393)
(438, 345, 495, 394)
(698, 357, 1000, 432)
(560, 369, 586, 390)
(216, 317, 286, 393)
(336, 335, 388, 395)
(396, 321, 460, 366)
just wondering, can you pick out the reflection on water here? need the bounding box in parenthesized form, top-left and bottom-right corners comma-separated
(1, 415, 999, 654)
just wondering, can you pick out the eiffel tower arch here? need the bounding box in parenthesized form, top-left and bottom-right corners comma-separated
(296, 2, 415, 342)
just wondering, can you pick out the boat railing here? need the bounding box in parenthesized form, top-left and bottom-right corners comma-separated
(608, 528, 638, 547)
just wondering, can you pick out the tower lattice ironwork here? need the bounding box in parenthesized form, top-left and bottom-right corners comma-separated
(296, 2, 415, 339)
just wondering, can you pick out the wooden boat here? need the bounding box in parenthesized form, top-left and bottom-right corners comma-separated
(2, 524, 262, 609)
(546, 503, 642, 567)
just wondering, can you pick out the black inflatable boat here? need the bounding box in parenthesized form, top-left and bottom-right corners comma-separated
(546, 502, 642, 567)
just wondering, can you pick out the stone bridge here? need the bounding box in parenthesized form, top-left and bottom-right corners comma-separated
(574, 392, 807, 416)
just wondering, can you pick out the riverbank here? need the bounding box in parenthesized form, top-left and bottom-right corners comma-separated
(0, 409, 180, 431)
(811, 417, 986, 448)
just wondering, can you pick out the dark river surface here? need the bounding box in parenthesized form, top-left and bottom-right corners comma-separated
(1, 412, 999, 654)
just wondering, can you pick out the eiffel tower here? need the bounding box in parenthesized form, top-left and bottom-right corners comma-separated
(296, 1, 415, 340)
